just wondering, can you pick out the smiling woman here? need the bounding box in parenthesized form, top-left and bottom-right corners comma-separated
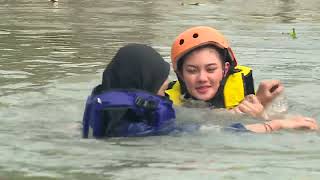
(166, 26, 256, 110)
(165, 26, 319, 133)
(166, 26, 287, 117)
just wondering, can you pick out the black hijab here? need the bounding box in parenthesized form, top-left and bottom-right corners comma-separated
(94, 44, 170, 95)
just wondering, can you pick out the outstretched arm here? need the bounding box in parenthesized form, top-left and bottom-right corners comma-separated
(245, 116, 318, 133)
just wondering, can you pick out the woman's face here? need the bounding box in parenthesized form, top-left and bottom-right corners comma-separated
(180, 47, 229, 101)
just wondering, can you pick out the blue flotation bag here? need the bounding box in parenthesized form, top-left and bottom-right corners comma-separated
(82, 89, 176, 138)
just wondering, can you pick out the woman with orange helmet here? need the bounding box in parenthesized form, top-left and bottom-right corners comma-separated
(165, 26, 318, 133)
(166, 26, 282, 114)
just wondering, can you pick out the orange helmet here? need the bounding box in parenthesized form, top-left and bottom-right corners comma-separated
(171, 26, 237, 71)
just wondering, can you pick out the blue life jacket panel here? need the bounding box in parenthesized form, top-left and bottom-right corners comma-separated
(82, 90, 176, 138)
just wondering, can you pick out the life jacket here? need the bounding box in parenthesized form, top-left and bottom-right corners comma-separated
(82, 89, 176, 138)
(165, 65, 255, 109)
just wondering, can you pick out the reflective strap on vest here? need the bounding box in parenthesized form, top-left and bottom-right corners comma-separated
(165, 81, 182, 106)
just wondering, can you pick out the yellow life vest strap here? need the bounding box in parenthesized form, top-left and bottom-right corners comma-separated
(165, 81, 182, 106)
(224, 65, 253, 109)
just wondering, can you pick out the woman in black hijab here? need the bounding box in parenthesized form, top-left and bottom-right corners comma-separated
(93, 43, 170, 95)
(83, 44, 175, 138)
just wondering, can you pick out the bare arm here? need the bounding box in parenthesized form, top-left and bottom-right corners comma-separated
(245, 116, 318, 133)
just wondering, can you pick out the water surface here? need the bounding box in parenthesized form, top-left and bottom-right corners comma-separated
(1, 0, 320, 179)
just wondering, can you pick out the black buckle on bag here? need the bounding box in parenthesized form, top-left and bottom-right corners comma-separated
(135, 96, 158, 110)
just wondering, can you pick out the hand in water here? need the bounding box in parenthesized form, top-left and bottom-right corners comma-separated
(232, 94, 266, 119)
(256, 80, 284, 107)
(245, 116, 319, 133)
(278, 116, 319, 130)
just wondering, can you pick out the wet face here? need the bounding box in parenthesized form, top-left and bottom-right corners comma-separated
(157, 79, 169, 96)
(180, 47, 229, 101)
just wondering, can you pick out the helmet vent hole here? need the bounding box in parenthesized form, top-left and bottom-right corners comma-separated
(193, 33, 199, 38)
(179, 39, 184, 45)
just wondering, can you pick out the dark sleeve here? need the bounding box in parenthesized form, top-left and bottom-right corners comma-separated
(244, 70, 255, 95)
(224, 123, 251, 132)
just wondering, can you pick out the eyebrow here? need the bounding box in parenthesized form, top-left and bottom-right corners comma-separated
(206, 63, 218, 66)
(185, 63, 218, 67)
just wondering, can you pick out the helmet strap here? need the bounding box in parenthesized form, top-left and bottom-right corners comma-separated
(223, 62, 230, 77)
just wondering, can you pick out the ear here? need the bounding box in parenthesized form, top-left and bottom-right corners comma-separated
(224, 62, 230, 77)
